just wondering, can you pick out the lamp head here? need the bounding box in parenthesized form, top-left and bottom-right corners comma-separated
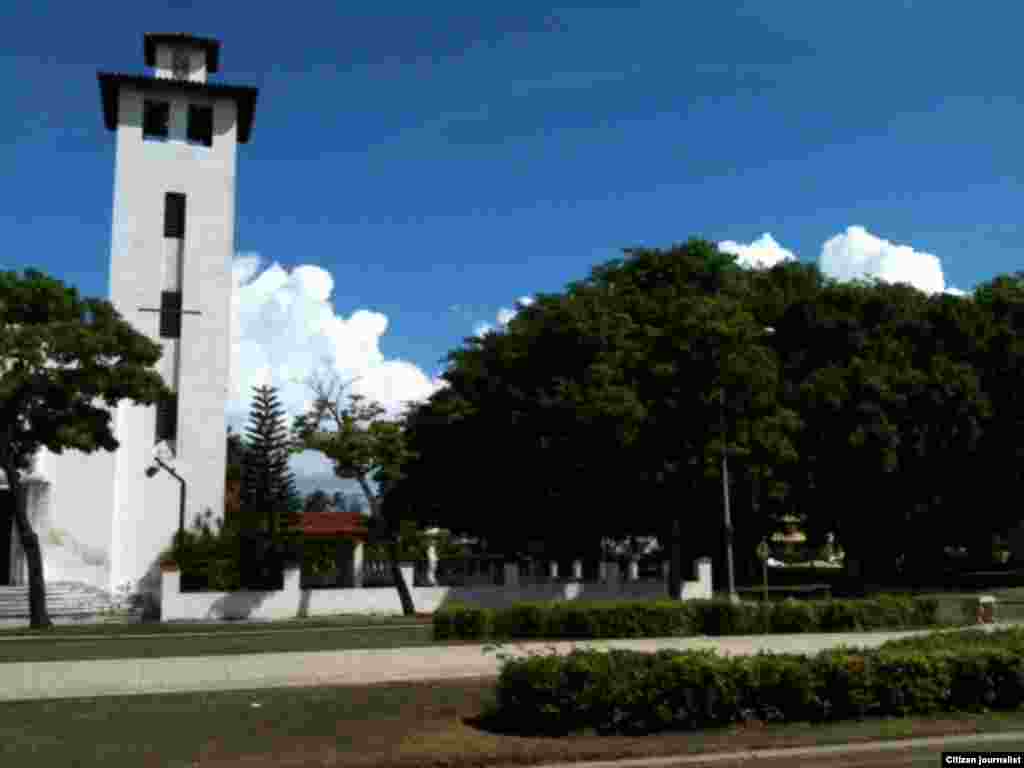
(153, 441, 173, 463)
(145, 466, 159, 478)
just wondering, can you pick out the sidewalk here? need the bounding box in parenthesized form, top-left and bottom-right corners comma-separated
(0, 625, 988, 702)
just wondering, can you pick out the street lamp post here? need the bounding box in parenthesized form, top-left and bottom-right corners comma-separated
(756, 539, 771, 601)
(720, 387, 738, 604)
(146, 456, 187, 544)
(720, 326, 775, 605)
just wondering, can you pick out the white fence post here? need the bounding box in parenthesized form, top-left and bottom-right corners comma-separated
(160, 564, 180, 622)
(627, 559, 639, 582)
(504, 562, 519, 587)
(352, 540, 364, 588)
(695, 556, 712, 599)
(283, 565, 301, 603)
(602, 561, 620, 587)
(548, 561, 559, 581)
(571, 559, 583, 581)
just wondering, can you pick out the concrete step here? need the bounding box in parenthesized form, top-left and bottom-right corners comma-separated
(0, 581, 121, 619)
(0, 600, 120, 608)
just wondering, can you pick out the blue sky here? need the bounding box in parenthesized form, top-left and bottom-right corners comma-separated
(2, 2, 1021, 492)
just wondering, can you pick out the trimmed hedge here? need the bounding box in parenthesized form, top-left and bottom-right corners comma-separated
(881, 626, 1024, 654)
(433, 595, 943, 641)
(490, 627, 1024, 735)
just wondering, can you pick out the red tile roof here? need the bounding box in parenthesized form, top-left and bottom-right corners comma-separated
(301, 511, 369, 539)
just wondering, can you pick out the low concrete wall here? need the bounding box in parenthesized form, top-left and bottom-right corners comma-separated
(160, 557, 713, 621)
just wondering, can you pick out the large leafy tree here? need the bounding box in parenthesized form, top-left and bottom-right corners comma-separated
(401, 242, 1024, 591)
(293, 369, 420, 615)
(0, 270, 170, 628)
(399, 240, 799, 597)
(967, 273, 1024, 557)
(239, 385, 301, 537)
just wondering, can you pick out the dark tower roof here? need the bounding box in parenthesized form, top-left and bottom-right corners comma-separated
(144, 33, 221, 73)
(97, 73, 257, 143)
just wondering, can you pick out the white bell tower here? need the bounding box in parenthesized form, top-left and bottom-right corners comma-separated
(90, 34, 259, 592)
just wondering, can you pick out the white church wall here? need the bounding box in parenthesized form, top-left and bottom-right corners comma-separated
(173, 93, 234, 536)
(110, 401, 179, 598)
(43, 447, 116, 588)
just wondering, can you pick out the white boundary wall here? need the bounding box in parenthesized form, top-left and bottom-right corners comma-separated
(161, 558, 712, 621)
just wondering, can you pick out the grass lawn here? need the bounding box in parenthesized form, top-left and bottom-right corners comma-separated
(4, 677, 1024, 768)
(0, 612, 433, 637)
(0, 623, 491, 663)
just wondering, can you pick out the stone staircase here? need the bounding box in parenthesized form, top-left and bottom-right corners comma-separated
(0, 581, 137, 625)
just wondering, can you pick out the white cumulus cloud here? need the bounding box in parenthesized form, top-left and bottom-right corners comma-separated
(470, 295, 536, 339)
(819, 225, 960, 295)
(718, 233, 797, 269)
(230, 253, 445, 494)
(496, 307, 517, 326)
(721, 227, 966, 297)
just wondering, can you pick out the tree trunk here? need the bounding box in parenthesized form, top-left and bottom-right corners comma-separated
(388, 539, 416, 615)
(358, 474, 416, 616)
(5, 467, 51, 629)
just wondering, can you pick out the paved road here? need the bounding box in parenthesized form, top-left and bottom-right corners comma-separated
(0, 625, 997, 702)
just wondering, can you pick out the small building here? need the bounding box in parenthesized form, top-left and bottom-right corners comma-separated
(300, 511, 370, 587)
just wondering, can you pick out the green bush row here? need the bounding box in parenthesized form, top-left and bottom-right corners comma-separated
(881, 626, 1024, 653)
(491, 627, 1024, 736)
(433, 595, 942, 641)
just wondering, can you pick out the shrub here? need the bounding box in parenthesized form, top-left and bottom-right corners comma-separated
(547, 603, 603, 639)
(432, 608, 457, 641)
(882, 627, 1016, 653)
(489, 625, 1024, 736)
(859, 594, 914, 629)
(872, 650, 952, 716)
(818, 600, 862, 632)
(492, 602, 550, 638)
(650, 650, 742, 731)
(495, 651, 575, 736)
(451, 606, 493, 640)
(738, 652, 825, 722)
(437, 594, 944, 642)
(632, 600, 698, 637)
(811, 649, 876, 720)
(162, 509, 244, 592)
(692, 599, 761, 636)
(910, 596, 940, 626)
(767, 599, 819, 633)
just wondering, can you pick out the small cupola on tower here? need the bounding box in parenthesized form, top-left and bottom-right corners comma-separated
(144, 33, 220, 84)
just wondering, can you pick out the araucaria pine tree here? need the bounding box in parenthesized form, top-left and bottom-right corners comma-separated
(240, 385, 301, 537)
